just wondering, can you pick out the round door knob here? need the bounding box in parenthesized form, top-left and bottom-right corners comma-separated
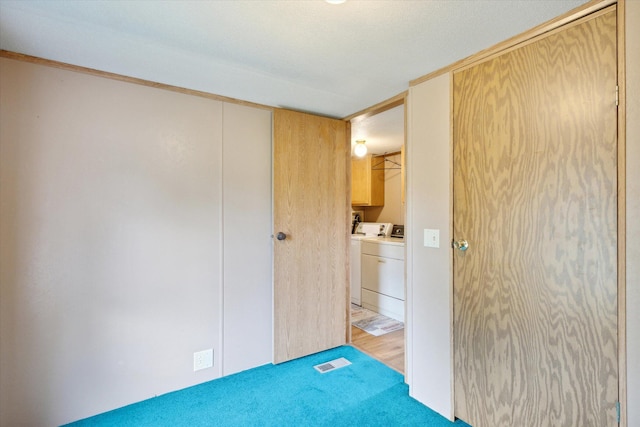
(276, 232, 287, 241)
(452, 239, 469, 251)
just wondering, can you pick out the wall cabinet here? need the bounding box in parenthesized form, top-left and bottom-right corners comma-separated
(351, 154, 384, 206)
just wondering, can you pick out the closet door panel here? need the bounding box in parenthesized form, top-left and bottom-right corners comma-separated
(453, 9, 618, 427)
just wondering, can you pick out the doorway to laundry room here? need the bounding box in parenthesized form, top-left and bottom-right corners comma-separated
(348, 101, 406, 373)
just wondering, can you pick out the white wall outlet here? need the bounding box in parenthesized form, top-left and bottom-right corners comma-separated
(193, 349, 213, 371)
(424, 229, 440, 248)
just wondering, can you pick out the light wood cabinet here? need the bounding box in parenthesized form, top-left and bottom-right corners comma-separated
(351, 154, 384, 206)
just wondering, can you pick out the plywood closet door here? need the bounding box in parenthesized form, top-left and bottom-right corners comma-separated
(273, 109, 350, 364)
(453, 8, 618, 427)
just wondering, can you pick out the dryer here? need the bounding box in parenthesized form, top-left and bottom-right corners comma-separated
(350, 222, 392, 305)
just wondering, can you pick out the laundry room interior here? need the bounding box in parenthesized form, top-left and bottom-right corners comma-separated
(349, 103, 406, 374)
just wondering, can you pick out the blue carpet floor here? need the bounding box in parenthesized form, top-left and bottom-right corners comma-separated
(65, 346, 470, 426)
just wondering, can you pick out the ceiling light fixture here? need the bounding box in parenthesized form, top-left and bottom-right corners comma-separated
(325, 0, 346, 4)
(354, 140, 367, 157)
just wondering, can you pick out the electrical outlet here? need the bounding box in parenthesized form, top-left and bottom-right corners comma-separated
(193, 349, 213, 371)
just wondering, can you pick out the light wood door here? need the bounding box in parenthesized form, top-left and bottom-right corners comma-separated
(273, 109, 350, 364)
(453, 9, 618, 427)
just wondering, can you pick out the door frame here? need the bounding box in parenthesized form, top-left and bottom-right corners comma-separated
(448, 1, 626, 424)
(404, 0, 627, 424)
(345, 94, 408, 347)
(453, 7, 619, 425)
(272, 109, 351, 364)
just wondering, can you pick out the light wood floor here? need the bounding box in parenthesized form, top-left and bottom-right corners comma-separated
(350, 325, 405, 374)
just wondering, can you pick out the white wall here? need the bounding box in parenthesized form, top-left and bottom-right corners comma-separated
(0, 58, 272, 426)
(363, 153, 404, 225)
(625, 1, 639, 425)
(222, 103, 273, 375)
(406, 72, 453, 420)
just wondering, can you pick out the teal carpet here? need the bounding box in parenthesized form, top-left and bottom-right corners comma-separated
(65, 346, 470, 426)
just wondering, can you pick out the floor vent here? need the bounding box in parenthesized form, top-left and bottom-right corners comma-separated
(313, 357, 352, 374)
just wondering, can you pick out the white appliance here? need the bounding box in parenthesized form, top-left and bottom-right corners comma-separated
(361, 239, 405, 321)
(350, 222, 393, 305)
(353, 222, 393, 238)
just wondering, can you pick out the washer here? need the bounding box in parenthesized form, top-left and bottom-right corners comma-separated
(350, 222, 392, 306)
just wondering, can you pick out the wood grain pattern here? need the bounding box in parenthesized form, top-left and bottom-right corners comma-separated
(351, 155, 385, 207)
(616, 2, 628, 426)
(410, 0, 616, 87)
(351, 156, 372, 206)
(350, 326, 404, 373)
(453, 9, 618, 427)
(273, 109, 350, 364)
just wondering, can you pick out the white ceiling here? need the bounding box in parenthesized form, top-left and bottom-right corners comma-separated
(351, 104, 404, 156)
(0, 0, 589, 117)
(0, 0, 588, 152)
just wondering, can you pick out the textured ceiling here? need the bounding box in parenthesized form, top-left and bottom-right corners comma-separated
(0, 0, 589, 120)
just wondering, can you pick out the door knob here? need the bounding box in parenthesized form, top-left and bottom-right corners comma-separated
(452, 239, 469, 251)
(276, 232, 287, 241)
